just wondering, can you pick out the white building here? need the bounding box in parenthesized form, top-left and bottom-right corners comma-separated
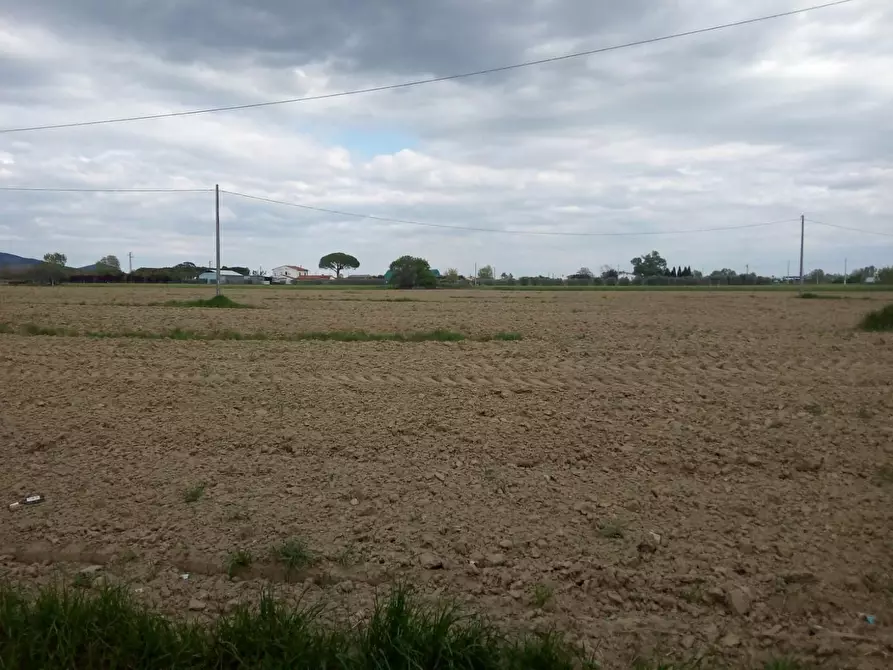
(270, 265, 309, 284)
(197, 270, 246, 284)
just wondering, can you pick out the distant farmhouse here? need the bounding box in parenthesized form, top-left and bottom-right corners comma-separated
(197, 269, 247, 284)
(270, 265, 332, 284)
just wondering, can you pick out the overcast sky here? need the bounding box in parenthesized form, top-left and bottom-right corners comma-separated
(1, 0, 890, 276)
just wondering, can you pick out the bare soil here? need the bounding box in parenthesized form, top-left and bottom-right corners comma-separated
(1, 286, 892, 668)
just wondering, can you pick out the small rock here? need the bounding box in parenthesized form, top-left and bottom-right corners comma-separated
(498, 539, 513, 550)
(726, 588, 752, 616)
(224, 598, 241, 613)
(795, 457, 824, 473)
(25, 564, 38, 578)
(781, 570, 818, 584)
(80, 565, 103, 575)
(485, 553, 506, 567)
(721, 632, 741, 648)
(744, 455, 762, 467)
(419, 553, 443, 570)
(433, 472, 445, 482)
(681, 635, 695, 650)
(606, 591, 624, 605)
(350, 498, 359, 506)
(509, 590, 523, 600)
(338, 581, 354, 593)
(188, 599, 207, 611)
(452, 540, 469, 555)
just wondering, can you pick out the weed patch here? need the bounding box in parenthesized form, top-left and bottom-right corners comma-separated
(272, 537, 316, 576)
(530, 582, 554, 608)
(797, 292, 841, 300)
(859, 303, 893, 332)
(225, 549, 253, 578)
(183, 483, 206, 503)
(163, 295, 252, 309)
(597, 518, 627, 539)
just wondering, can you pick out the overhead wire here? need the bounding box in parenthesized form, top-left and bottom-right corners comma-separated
(0, 0, 855, 134)
(805, 218, 893, 238)
(221, 189, 799, 237)
(0, 186, 212, 193)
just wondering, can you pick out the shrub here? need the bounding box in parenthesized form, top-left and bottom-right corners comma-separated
(859, 304, 893, 332)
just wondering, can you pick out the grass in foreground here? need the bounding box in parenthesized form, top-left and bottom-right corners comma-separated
(858, 303, 893, 332)
(0, 323, 520, 343)
(0, 583, 810, 669)
(0, 584, 593, 669)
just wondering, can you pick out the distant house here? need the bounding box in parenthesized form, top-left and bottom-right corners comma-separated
(271, 265, 309, 283)
(197, 270, 246, 284)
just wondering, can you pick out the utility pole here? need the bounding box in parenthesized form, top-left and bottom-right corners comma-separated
(798, 214, 805, 293)
(128, 252, 133, 274)
(787, 260, 790, 278)
(215, 184, 221, 296)
(844, 258, 848, 285)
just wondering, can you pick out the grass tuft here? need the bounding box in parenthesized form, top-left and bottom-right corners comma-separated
(225, 549, 253, 578)
(875, 463, 893, 486)
(597, 518, 627, 539)
(530, 582, 554, 608)
(272, 537, 316, 576)
(858, 303, 893, 332)
(183, 483, 206, 503)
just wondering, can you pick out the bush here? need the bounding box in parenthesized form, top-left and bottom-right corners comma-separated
(859, 304, 893, 332)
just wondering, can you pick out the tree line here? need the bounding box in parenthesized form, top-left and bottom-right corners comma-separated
(4, 248, 890, 288)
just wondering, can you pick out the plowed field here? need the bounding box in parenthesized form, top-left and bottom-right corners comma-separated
(1, 285, 892, 668)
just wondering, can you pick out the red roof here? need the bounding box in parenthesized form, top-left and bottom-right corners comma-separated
(295, 274, 331, 280)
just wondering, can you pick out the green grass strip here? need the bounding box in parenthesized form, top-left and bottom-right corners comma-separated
(0, 323, 519, 343)
(0, 584, 589, 669)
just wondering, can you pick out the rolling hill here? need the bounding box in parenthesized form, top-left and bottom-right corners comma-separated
(0, 252, 41, 267)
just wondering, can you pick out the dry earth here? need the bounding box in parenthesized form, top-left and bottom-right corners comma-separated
(1, 285, 892, 668)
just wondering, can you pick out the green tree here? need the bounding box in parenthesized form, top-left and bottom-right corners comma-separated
(40, 252, 68, 285)
(443, 268, 460, 281)
(477, 265, 494, 280)
(43, 252, 67, 267)
(387, 255, 436, 289)
(319, 252, 360, 279)
(97, 255, 120, 270)
(630, 251, 667, 277)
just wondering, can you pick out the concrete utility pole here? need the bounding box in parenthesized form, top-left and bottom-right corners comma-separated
(798, 214, 805, 293)
(128, 252, 133, 274)
(215, 184, 221, 296)
(844, 258, 848, 285)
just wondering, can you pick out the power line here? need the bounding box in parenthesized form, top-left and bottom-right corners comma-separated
(0, 186, 212, 193)
(221, 189, 799, 237)
(805, 218, 893, 238)
(0, 0, 854, 135)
